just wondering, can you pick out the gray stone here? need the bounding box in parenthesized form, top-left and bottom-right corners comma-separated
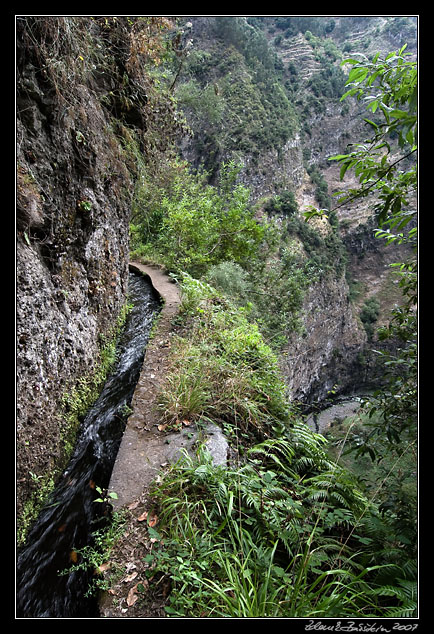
(165, 422, 229, 466)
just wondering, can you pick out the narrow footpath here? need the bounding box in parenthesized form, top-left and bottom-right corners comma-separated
(107, 262, 181, 509)
(100, 262, 228, 618)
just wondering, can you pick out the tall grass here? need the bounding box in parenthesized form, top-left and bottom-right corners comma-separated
(157, 273, 291, 441)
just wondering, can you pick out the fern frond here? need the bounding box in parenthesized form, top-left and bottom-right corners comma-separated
(384, 602, 417, 618)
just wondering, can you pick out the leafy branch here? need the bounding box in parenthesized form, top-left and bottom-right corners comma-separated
(328, 147, 417, 217)
(305, 46, 417, 246)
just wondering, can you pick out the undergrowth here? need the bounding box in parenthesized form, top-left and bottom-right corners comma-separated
(141, 275, 416, 618)
(157, 273, 292, 445)
(147, 442, 415, 618)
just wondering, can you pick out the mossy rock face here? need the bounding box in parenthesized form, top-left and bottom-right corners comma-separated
(16, 17, 157, 529)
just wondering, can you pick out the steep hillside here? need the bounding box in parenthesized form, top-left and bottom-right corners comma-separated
(16, 17, 418, 523)
(170, 15, 417, 402)
(173, 16, 301, 197)
(16, 16, 417, 619)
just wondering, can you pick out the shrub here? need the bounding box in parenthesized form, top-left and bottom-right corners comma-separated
(360, 297, 380, 339)
(158, 273, 292, 442)
(263, 190, 299, 216)
(153, 162, 265, 278)
(205, 261, 250, 303)
(146, 425, 414, 617)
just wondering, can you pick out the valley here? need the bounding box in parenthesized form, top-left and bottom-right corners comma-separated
(16, 15, 418, 620)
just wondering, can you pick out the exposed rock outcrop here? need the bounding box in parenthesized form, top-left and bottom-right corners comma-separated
(281, 272, 367, 405)
(16, 17, 178, 523)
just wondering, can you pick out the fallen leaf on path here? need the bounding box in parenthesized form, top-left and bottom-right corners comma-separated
(162, 579, 171, 598)
(96, 562, 111, 573)
(127, 500, 139, 510)
(127, 583, 140, 607)
(148, 513, 158, 528)
(123, 571, 138, 583)
(137, 511, 148, 522)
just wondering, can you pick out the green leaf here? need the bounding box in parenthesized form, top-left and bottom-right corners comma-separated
(341, 57, 362, 66)
(227, 490, 234, 516)
(148, 526, 162, 541)
(340, 161, 352, 181)
(366, 70, 382, 87)
(348, 67, 368, 83)
(328, 154, 350, 161)
(363, 118, 378, 130)
(340, 87, 358, 101)
(303, 206, 328, 221)
(213, 516, 228, 537)
(355, 535, 373, 545)
(390, 109, 408, 119)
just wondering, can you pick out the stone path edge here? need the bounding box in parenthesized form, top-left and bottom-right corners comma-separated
(107, 261, 181, 509)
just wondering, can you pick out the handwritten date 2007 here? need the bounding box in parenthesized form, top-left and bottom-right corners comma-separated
(305, 623, 418, 633)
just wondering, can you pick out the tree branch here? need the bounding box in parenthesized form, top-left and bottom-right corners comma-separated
(329, 148, 417, 214)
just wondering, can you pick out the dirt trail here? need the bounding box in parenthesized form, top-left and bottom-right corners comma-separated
(107, 262, 182, 509)
(100, 262, 228, 618)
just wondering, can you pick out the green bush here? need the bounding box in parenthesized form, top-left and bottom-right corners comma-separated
(152, 162, 265, 278)
(205, 261, 250, 302)
(307, 165, 332, 209)
(360, 297, 380, 339)
(263, 190, 299, 216)
(158, 273, 291, 441)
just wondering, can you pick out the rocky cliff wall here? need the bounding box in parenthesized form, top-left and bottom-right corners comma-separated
(16, 17, 176, 523)
(280, 271, 367, 405)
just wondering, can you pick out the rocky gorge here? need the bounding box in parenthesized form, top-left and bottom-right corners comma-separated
(16, 12, 415, 534)
(16, 15, 417, 619)
(171, 15, 415, 403)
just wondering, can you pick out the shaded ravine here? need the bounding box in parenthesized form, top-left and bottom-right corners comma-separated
(306, 397, 364, 435)
(16, 271, 161, 618)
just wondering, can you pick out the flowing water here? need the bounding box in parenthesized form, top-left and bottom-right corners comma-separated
(16, 271, 161, 618)
(306, 397, 363, 435)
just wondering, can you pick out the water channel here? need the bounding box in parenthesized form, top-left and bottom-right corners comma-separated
(16, 271, 161, 618)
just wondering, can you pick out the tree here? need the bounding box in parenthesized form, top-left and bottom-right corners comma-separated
(156, 161, 265, 277)
(305, 44, 417, 342)
(327, 45, 417, 438)
(329, 45, 417, 242)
